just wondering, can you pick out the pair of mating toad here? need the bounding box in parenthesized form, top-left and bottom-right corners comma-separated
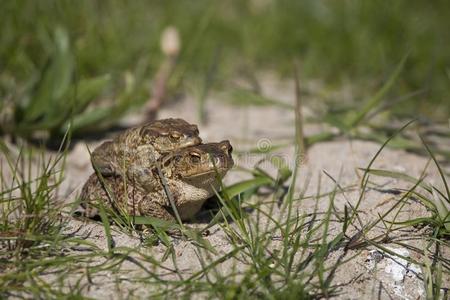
(80, 118, 234, 222)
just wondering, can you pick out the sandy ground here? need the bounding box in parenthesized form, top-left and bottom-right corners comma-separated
(2, 76, 449, 299)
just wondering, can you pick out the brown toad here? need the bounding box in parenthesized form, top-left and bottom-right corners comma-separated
(91, 118, 202, 191)
(80, 141, 234, 222)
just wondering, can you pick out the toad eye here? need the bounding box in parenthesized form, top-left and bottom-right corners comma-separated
(170, 131, 181, 141)
(220, 142, 233, 155)
(189, 152, 202, 164)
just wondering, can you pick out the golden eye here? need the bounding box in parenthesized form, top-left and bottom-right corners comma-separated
(190, 152, 201, 163)
(220, 141, 232, 154)
(170, 131, 181, 140)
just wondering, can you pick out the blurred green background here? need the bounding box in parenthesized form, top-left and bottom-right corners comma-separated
(1, 0, 449, 140)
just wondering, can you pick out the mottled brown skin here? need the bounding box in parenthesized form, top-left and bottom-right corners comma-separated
(91, 118, 202, 191)
(80, 141, 234, 222)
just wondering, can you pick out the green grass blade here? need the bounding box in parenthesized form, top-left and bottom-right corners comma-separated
(361, 168, 432, 192)
(350, 120, 416, 224)
(221, 176, 274, 199)
(98, 204, 114, 253)
(23, 27, 73, 123)
(421, 136, 450, 201)
(66, 74, 111, 115)
(345, 53, 408, 128)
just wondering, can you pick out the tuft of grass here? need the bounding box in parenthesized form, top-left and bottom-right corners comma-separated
(362, 144, 449, 239)
(327, 121, 450, 299)
(0, 139, 66, 257)
(0, 136, 92, 298)
(0, 26, 143, 142)
(2, 1, 449, 143)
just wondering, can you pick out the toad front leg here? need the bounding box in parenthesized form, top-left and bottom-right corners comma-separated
(137, 196, 176, 222)
(125, 145, 161, 191)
